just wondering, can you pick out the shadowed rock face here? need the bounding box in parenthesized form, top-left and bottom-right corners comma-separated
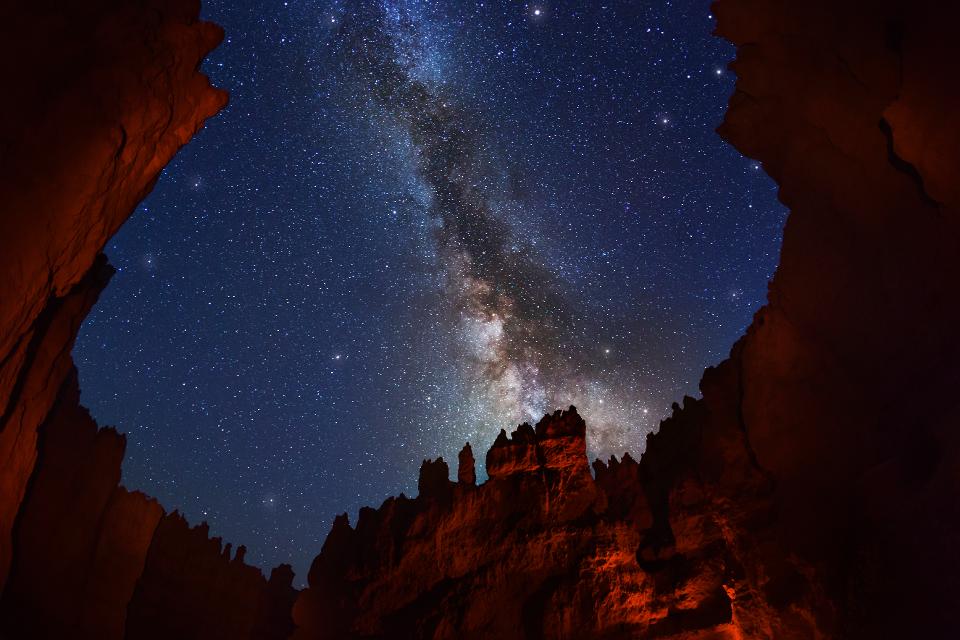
(457, 443, 476, 486)
(0, 1, 295, 638)
(713, 0, 960, 635)
(0, 0, 227, 590)
(1, 0, 959, 638)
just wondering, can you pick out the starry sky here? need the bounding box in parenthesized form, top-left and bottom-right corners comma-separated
(74, 0, 784, 582)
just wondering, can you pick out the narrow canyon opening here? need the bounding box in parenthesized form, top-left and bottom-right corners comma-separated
(2, 0, 958, 638)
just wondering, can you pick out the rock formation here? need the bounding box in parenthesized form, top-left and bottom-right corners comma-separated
(1, 0, 959, 638)
(294, 407, 763, 638)
(0, 0, 227, 589)
(0, 1, 294, 638)
(0, 367, 297, 640)
(456, 443, 476, 486)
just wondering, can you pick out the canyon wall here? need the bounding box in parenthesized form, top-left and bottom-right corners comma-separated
(0, 0, 958, 638)
(716, 0, 960, 634)
(0, 1, 294, 638)
(0, 0, 225, 588)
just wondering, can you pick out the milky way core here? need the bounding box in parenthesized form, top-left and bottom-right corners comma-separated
(337, 2, 646, 455)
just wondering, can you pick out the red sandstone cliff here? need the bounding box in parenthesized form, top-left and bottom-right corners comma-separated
(293, 407, 772, 638)
(1, 0, 959, 638)
(0, 1, 294, 638)
(0, 0, 226, 589)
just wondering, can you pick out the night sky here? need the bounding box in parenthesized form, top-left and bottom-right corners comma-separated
(74, 0, 784, 582)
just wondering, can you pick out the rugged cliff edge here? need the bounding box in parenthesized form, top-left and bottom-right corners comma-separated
(1, 0, 959, 638)
(294, 406, 775, 638)
(0, 1, 294, 638)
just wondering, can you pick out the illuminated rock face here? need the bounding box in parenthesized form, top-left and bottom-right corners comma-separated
(0, 1, 294, 639)
(0, 0, 227, 591)
(1, 0, 959, 638)
(293, 406, 773, 639)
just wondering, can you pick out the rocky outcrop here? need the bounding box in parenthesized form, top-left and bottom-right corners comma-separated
(0, 0, 227, 591)
(0, 363, 297, 640)
(292, 407, 774, 638)
(0, 1, 296, 638)
(125, 513, 297, 640)
(456, 443, 476, 486)
(0, 366, 163, 640)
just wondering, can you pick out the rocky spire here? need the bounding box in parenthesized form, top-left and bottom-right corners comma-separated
(417, 457, 450, 500)
(457, 443, 476, 485)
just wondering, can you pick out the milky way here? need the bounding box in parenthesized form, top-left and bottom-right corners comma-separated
(73, 0, 785, 582)
(335, 2, 645, 453)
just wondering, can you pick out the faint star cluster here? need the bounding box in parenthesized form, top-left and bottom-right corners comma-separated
(73, 0, 785, 583)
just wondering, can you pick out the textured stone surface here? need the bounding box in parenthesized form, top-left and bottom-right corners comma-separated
(714, 0, 960, 634)
(292, 407, 770, 638)
(0, 0, 227, 590)
(0, 1, 295, 639)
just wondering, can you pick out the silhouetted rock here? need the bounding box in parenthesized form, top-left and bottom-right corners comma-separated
(418, 457, 452, 501)
(0, 368, 298, 640)
(457, 442, 476, 485)
(125, 513, 294, 640)
(0, 368, 162, 640)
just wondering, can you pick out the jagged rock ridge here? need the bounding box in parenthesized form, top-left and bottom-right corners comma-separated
(294, 406, 770, 638)
(0, 1, 295, 638)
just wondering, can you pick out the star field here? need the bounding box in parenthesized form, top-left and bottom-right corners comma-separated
(74, 0, 785, 582)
